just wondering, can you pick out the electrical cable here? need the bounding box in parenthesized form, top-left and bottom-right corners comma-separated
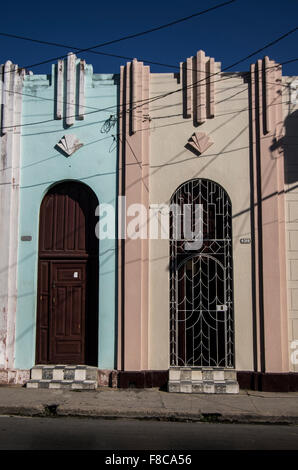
(0, 0, 238, 73)
(0, 30, 297, 130)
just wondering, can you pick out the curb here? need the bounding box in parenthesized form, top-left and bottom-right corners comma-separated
(0, 406, 298, 425)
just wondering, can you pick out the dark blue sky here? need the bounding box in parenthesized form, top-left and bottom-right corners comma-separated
(1, 0, 298, 76)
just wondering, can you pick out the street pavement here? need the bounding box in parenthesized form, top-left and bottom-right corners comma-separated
(0, 386, 298, 424)
(1, 415, 298, 450)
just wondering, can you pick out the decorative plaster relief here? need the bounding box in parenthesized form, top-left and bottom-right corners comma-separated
(180, 50, 219, 123)
(55, 53, 86, 122)
(186, 132, 213, 156)
(56, 135, 83, 156)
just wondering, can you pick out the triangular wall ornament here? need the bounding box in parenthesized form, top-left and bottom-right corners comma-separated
(186, 132, 213, 156)
(56, 134, 83, 156)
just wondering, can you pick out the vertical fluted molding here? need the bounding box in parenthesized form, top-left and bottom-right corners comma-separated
(250, 57, 289, 373)
(55, 52, 86, 123)
(186, 56, 192, 118)
(196, 50, 206, 124)
(207, 57, 215, 118)
(117, 65, 125, 370)
(2, 61, 14, 133)
(0, 61, 25, 370)
(181, 49, 218, 123)
(56, 59, 63, 120)
(118, 59, 150, 371)
(78, 59, 86, 120)
(264, 56, 270, 133)
(55, 52, 87, 126)
(131, 59, 138, 133)
(250, 62, 262, 373)
(141, 64, 150, 370)
(66, 52, 76, 126)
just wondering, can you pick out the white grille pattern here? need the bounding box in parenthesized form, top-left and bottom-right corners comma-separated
(170, 179, 234, 368)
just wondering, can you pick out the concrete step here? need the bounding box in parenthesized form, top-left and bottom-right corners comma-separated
(26, 365, 98, 390)
(26, 379, 97, 390)
(30, 365, 98, 382)
(168, 367, 239, 394)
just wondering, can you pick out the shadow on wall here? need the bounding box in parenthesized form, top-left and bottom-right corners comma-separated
(283, 109, 298, 186)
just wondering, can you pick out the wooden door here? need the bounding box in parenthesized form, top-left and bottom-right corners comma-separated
(36, 182, 99, 365)
(49, 261, 86, 364)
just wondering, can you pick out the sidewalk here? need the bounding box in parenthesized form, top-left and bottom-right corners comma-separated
(0, 386, 298, 424)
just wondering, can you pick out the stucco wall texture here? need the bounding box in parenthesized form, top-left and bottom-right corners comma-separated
(283, 76, 298, 372)
(148, 72, 253, 371)
(0, 49, 297, 382)
(14, 61, 118, 370)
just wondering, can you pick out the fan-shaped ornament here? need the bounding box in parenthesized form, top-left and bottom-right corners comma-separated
(186, 132, 213, 156)
(56, 134, 83, 156)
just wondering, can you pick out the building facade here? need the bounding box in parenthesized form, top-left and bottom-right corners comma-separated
(0, 49, 297, 392)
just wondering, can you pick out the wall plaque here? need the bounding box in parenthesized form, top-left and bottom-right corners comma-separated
(240, 238, 251, 244)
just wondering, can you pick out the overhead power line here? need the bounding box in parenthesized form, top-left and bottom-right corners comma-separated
(0, 24, 296, 121)
(221, 26, 298, 71)
(0, 31, 213, 73)
(0, 22, 295, 117)
(1, 56, 296, 131)
(1, 0, 238, 72)
(1, 74, 293, 132)
(2, 32, 296, 78)
(0, 26, 297, 130)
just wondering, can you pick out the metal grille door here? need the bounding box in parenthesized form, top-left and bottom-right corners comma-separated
(170, 179, 234, 368)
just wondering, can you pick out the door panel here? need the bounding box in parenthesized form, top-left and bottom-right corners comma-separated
(36, 261, 50, 364)
(36, 181, 99, 365)
(49, 262, 86, 364)
(38, 182, 98, 258)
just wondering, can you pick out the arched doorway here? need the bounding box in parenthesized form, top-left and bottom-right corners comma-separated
(170, 179, 234, 368)
(35, 181, 99, 365)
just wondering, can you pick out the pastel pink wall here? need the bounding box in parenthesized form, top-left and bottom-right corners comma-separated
(250, 57, 289, 372)
(118, 60, 150, 371)
(118, 52, 289, 374)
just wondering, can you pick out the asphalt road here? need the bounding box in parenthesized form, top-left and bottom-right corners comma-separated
(0, 416, 298, 450)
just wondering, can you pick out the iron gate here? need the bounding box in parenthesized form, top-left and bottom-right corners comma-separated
(169, 179, 234, 368)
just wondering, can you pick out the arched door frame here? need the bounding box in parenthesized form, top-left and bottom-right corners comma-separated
(35, 180, 99, 365)
(169, 178, 234, 368)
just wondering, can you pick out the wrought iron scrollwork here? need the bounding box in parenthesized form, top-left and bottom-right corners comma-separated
(169, 179, 234, 368)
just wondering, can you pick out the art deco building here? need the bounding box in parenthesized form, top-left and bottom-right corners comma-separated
(0, 50, 297, 392)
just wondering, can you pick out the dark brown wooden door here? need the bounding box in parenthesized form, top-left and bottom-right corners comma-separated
(50, 261, 86, 364)
(36, 182, 99, 365)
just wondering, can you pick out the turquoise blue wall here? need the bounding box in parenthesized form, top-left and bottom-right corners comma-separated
(15, 62, 118, 369)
